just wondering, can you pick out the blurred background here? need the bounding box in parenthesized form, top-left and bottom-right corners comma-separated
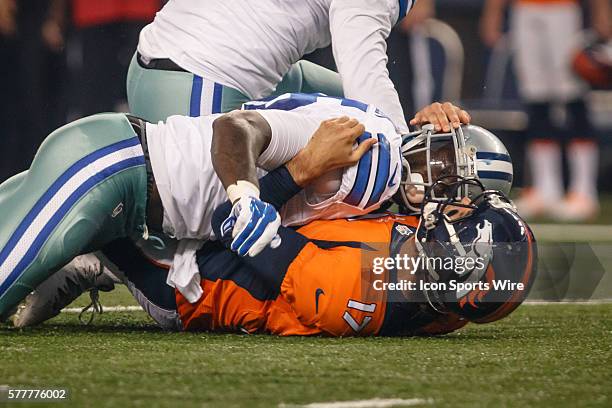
(0, 0, 611, 224)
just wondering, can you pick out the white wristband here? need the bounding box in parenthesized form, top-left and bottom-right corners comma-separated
(227, 180, 260, 204)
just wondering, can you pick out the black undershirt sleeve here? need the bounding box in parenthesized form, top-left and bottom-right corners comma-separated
(209, 165, 310, 289)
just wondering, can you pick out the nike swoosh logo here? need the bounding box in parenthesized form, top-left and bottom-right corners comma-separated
(315, 288, 325, 314)
(388, 164, 399, 187)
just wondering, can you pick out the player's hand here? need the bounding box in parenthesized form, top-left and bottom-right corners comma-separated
(286, 116, 376, 186)
(410, 102, 471, 133)
(220, 196, 282, 257)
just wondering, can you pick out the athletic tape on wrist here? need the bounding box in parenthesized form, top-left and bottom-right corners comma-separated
(227, 180, 260, 204)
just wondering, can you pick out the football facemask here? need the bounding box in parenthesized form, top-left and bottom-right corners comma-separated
(414, 176, 537, 324)
(398, 124, 513, 213)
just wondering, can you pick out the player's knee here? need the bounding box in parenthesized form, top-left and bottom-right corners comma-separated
(566, 99, 593, 134)
(526, 103, 554, 138)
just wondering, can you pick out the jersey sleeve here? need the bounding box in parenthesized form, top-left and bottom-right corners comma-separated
(251, 109, 321, 171)
(340, 130, 402, 211)
(329, 0, 410, 134)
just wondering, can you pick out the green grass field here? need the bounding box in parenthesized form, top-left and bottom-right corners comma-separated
(2, 196, 612, 407)
(1, 285, 611, 408)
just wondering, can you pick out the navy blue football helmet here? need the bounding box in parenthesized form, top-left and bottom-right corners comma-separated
(414, 176, 537, 323)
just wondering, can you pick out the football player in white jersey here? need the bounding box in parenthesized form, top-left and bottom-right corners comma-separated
(5, 96, 486, 326)
(127, 0, 417, 134)
(135, 94, 404, 301)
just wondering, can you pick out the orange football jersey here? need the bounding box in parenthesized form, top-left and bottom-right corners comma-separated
(176, 214, 467, 337)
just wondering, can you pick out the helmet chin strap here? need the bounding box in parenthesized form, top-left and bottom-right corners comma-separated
(420, 202, 439, 231)
(413, 218, 446, 314)
(415, 203, 441, 281)
(418, 201, 467, 256)
(405, 173, 425, 204)
(443, 219, 467, 257)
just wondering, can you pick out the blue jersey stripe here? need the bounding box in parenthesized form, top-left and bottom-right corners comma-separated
(212, 83, 223, 114)
(365, 134, 392, 208)
(341, 98, 368, 112)
(476, 152, 512, 162)
(248, 93, 319, 111)
(344, 132, 373, 207)
(0, 155, 145, 297)
(242, 103, 260, 111)
(398, 0, 410, 20)
(478, 171, 513, 182)
(244, 93, 372, 113)
(190, 75, 203, 117)
(0, 137, 141, 268)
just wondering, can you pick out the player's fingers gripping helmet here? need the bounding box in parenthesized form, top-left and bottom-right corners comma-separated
(414, 176, 537, 324)
(397, 124, 513, 213)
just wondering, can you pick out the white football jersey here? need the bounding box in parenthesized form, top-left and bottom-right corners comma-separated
(145, 93, 401, 302)
(138, 0, 414, 133)
(147, 93, 402, 242)
(243, 94, 402, 227)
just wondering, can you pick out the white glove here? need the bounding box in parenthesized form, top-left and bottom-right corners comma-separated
(220, 195, 282, 257)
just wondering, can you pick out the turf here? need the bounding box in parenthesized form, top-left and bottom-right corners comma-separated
(1, 298, 611, 408)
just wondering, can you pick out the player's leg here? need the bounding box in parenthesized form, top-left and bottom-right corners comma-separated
(559, 99, 599, 220)
(546, 4, 599, 221)
(126, 53, 250, 121)
(0, 113, 148, 319)
(519, 102, 564, 218)
(274, 60, 344, 98)
(0, 171, 28, 199)
(11, 253, 117, 327)
(223, 60, 344, 110)
(510, 4, 565, 219)
(1, 173, 115, 326)
(99, 238, 182, 330)
(11, 238, 180, 328)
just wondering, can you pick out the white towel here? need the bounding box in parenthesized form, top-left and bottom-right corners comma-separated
(165, 239, 204, 303)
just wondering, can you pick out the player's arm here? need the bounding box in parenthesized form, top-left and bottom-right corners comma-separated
(210, 110, 271, 199)
(209, 165, 309, 286)
(211, 112, 375, 257)
(590, 0, 611, 39)
(0, 0, 17, 37)
(329, 0, 408, 133)
(479, 0, 509, 47)
(211, 120, 379, 286)
(211, 110, 372, 197)
(399, 0, 434, 32)
(209, 140, 347, 286)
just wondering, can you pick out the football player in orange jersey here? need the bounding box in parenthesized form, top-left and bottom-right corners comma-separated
(100, 150, 537, 336)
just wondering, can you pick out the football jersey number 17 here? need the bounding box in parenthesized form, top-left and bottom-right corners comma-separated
(343, 299, 376, 333)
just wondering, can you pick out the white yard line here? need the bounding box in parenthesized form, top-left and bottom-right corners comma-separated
(61, 305, 143, 313)
(60, 301, 612, 314)
(278, 398, 432, 408)
(524, 300, 612, 305)
(530, 224, 612, 242)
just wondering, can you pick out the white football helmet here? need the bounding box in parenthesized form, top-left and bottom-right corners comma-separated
(398, 124, 513, 212)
